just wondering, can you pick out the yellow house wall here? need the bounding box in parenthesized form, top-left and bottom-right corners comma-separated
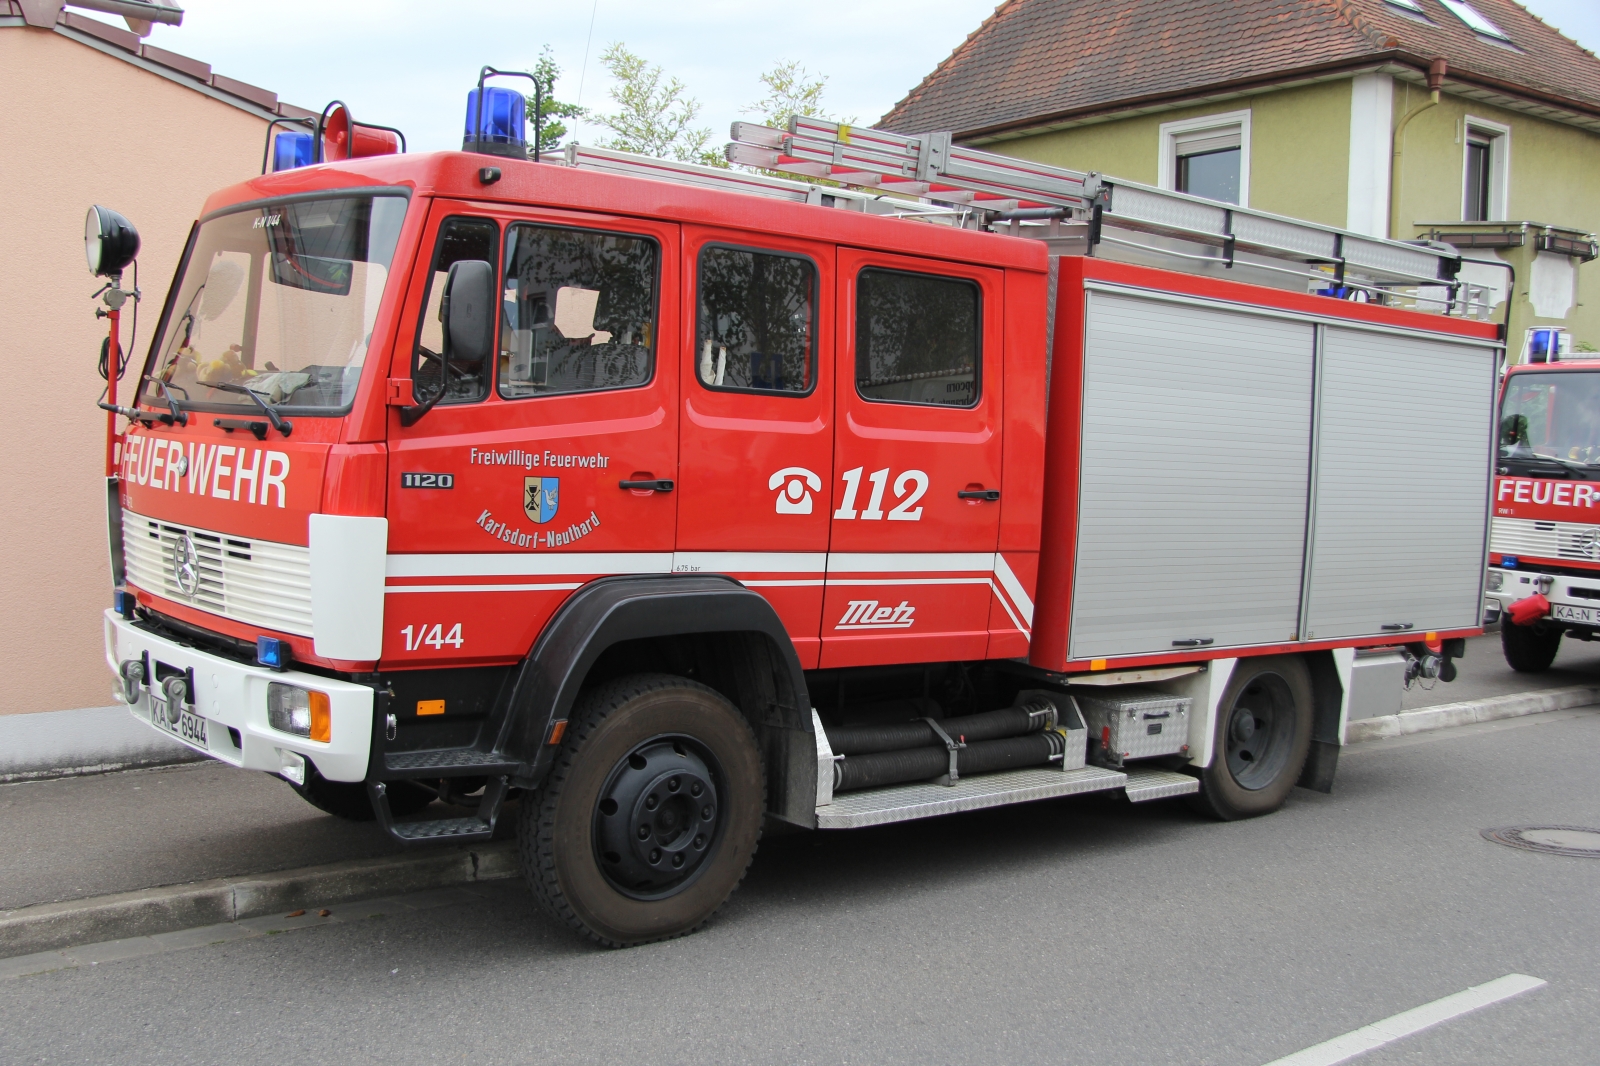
(1392, 84, 1600, 351)
(987, 80, 1353, 226)
(0, 27, 271, 715)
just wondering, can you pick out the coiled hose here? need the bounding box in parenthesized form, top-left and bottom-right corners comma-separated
(824, 698, 1058, 756)
(833, 729, 1069, 793)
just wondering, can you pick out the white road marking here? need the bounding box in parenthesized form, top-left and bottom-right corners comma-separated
(1259, 973, 1547, 1066)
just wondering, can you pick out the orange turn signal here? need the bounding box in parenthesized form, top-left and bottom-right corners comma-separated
(309, 691, 331, 743)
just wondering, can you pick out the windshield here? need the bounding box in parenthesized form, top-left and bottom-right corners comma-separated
(143, 195, 407, 415)
(1500, 371, 1600, 465)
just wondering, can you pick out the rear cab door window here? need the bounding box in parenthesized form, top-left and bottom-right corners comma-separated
(675, 228, 833, 668)
(822, 249, 1004, 668)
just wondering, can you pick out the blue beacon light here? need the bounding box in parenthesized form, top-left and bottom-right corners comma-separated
(256, 636, 290, 670)
(463, 86, 527, 159)
(272, 131, 315, 172)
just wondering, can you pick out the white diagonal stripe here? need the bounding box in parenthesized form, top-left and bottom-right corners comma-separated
(1259, 973, 1546, 1066)
(991, 552, 1035, 626)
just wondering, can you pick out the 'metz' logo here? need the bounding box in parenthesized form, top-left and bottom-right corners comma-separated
(836, 600, 915, 630)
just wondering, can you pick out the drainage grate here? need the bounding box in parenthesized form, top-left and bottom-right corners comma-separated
(1481, 825, 1600, 858)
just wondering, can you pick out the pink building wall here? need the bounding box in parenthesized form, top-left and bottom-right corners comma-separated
(0, 24, 275, 714)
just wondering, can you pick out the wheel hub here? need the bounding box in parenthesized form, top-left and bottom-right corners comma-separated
(594, 736, 721, 900)
(1223, 677, 1296, 791)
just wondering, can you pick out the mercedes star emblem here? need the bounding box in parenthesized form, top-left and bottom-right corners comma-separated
(171, 533, 200, 597)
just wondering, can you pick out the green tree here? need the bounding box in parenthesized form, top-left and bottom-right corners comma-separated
(524, 47, 585, 155)
(746, 60, 851, 131)
(594, 43, 724, 167)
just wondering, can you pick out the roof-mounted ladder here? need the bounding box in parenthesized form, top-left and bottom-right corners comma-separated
(557, 118, 1494, 318)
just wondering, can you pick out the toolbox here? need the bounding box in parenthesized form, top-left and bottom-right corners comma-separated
(1073, 688, 1191, 767)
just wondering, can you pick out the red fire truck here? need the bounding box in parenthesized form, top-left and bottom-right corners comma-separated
(91, 86, 1501, 946)
(1485, 354, 1600, 669)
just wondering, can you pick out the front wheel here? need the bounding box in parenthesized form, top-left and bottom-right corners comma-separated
(1501, 620, 1562, 673)
(1189, 655, 1314, 821)
(519, 674, 765, 947)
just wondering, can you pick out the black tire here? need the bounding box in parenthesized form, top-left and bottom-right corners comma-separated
(1188, 655, 1314, 821)
(519, 673, 764, 948)
(286, 767, 433, 821)
(1501, 620, 1562, 673)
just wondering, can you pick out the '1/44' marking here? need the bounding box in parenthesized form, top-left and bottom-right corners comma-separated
(401, 623, 463, 652)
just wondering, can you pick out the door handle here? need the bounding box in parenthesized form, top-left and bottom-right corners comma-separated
(958, 489, 1001, 501)
(619, 479, 674, 492)
(1171, 637, 1214, 647)
(1380, 622, 1414, 631)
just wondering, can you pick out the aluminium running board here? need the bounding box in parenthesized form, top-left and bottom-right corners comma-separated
(814, 764, 1197, 830)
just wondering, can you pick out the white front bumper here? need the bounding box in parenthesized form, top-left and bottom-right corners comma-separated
(1486, 567, 1600, 627)
(103, 609, 374, 781)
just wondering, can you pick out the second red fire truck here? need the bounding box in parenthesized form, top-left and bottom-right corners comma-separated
(92, 83, 1501, 946)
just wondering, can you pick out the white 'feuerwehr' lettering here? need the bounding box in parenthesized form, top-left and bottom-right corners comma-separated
(118, 436, 291, 509)
(211, 446, 236, 499)
(233, 448, 261, 503)
(1500, 478, 1596, 508)
(261, 451, 289, 508)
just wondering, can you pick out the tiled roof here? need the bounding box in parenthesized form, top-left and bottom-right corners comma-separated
(1, 1, 315, 120)
(881, 0, 1600, 138)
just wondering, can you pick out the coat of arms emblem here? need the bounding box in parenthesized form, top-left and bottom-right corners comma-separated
(525, 477, 559, 524)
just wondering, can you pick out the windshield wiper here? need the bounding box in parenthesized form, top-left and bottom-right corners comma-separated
(145, 379, 189, 426)
(212, 382, 293, 437)
(1499, 453, 1586, 477)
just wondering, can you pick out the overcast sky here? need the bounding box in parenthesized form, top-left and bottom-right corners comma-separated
(86, 0, 1600, 153)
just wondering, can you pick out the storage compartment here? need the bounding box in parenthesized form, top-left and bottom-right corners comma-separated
(1075, 687, 1191, 767)
(1345, 649, 1406, 722)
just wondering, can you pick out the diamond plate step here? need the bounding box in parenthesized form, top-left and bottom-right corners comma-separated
(815, 765, 1128, 830)
(384, 749, 519, 775)
(389, 817, 494, 841)
(1122, 766, 1200, 802)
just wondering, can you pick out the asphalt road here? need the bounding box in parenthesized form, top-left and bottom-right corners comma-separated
(3, 705, 1597, 1065)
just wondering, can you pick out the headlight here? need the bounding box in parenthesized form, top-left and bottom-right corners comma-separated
(1486, 570, 1505, 592)
(268, 682, 330, 742)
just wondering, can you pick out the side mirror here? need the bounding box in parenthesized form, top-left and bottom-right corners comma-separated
(401, 259, 494, 427)
(444, 259, 495, 366)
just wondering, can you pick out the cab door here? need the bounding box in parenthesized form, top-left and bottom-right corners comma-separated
(673, 229, 833, 668)
(821, 248, 1004, 668)
(384, 200, 679, 668)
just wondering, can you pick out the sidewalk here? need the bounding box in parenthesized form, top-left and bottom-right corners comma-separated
(0, 760, 408, 911)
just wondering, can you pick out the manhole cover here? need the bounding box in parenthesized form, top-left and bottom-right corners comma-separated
(1481, 825, 1600, 858)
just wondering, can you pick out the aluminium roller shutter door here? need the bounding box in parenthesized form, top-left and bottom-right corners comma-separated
(1301, 327, 1495, 639)
(1069, 290, 1314, 659)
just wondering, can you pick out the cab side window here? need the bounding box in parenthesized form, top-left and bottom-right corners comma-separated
(855, 268, 980, 407)
(414, 217, 498, 405)
(696, 245, 816, 395)
(499, 224, 658, 398)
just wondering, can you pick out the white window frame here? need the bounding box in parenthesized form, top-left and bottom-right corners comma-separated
(1159, 109, 1251, 207)
(1461, 116, 1511, 222)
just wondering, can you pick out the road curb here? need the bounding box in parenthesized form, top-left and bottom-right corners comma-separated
(0, 840, 518, 960)
(1346, 683, 1600, 744)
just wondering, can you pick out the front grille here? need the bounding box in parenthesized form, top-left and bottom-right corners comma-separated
(122, 509, 313, 636)
(1491, 516, 1600, 564)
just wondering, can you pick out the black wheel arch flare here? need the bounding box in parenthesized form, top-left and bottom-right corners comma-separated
(501, 575, 817, 826)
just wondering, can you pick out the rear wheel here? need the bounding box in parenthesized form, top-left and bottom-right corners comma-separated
(1501, 621, 1562, 673)
(1189, 655, 1314, 821)
(286, 767, 433, 821)
(520, 673, 764, 947)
